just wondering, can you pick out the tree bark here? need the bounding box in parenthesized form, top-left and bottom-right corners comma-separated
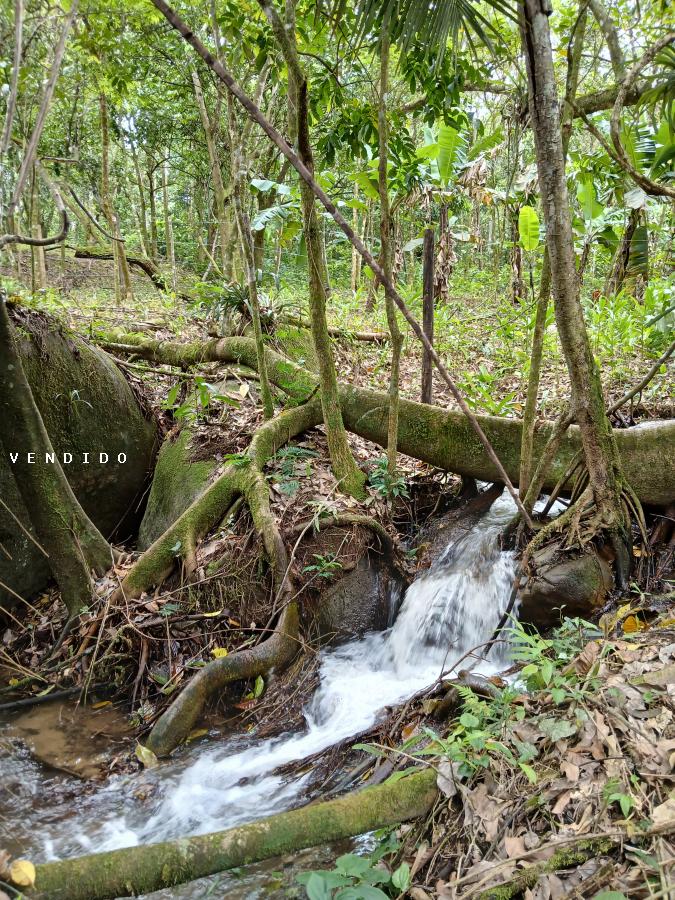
(519, 0, 587, 513)
(192, 69, 230, 277)
(102, 333, 675, 509)
(0, 0, 23, 156)
(378, 17, 404, 476)
(227, 95, 275, 419)
(262, 0, 365, 498)
(0, 296, 112, 617)
(130, 143, 151, 257)
(520, 0, 629, 567)
(99, 92, 134, 304)
(162, 159, 177, 292)
(420, 227, 435, 404)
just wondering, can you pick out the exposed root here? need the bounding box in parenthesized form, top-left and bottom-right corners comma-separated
(137, 398, 323, 755)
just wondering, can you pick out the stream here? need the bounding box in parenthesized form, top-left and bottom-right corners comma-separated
(1, 492, 520, 898)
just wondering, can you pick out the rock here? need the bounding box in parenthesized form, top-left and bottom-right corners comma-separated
(312, 549, 403, 645)
(415, 482, 505, 570)
(138, 429, 217, 549)
(0, 309, 158, 612)
(519, 547, 614, 630)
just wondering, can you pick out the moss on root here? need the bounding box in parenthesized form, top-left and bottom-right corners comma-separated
(28, 768, 437, 900)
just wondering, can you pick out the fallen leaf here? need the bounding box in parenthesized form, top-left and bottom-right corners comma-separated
(211, 647, 228, 659)
(561, 760, 580, 783)
(10, 859, 35, 888)
(437, 759, 460, 799)
(651, 796, 675, 827)
(504, 835, 525, 857)
(643, 664, 675, 686)
(135, 743, 158, 769)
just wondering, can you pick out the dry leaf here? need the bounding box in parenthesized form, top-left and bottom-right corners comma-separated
(561, 760, 580, 782)
(651, 796, 675, 827)
(504, 835, 526, 857)
(437, 759, 460, 799)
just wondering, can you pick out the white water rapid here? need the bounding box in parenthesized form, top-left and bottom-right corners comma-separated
(4, 491, 519, 881)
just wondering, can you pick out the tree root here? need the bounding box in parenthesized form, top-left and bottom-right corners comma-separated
(24, 768, 437, 900)
(135, 398, 323, 756)
(99, 333, 675, 508)
(290, 511, 396, 559)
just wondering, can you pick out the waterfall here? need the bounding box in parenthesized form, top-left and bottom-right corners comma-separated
(9, 493, 519, 864)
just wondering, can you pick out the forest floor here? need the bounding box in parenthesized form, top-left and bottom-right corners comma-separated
(2, 254, 674, 898)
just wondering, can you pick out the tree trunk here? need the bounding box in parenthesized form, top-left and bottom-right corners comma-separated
(378, 17, 404, 476)
(162, 159, 177, 292)
(99, 92, 134, 304)
(131, 143, 151, 257)
(30, 171, 47, 291)
(263, 0, 365, 498)
(420, 227, 435, 404)
(510, 210, 524, 304)
(102, 332, 675, 509)
(519, 1, 587, 513)
(0, 296, 112, 617)
(147, 164, 159, 260)
(227, 96, 274, 420)
(604, 208, 639, 297)
(26, 768, 437, 900)
(520, 0, 629, 572)
(192, 69, 230, 277)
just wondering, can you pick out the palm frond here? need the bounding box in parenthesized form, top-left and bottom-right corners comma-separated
(350, 0, 516, 59)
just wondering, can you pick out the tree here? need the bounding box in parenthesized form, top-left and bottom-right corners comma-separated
(520, 0, 631, 579)
(259, 0, 367, 499)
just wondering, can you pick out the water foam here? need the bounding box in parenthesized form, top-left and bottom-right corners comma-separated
(27, 492, 519, 859)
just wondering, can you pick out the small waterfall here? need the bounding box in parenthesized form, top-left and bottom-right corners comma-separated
(10, 492, 519, 862)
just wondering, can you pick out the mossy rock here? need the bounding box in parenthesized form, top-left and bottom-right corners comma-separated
(138, 429, 217, 549)
(519, 547, 613, 630)
(0, 309, 158, 612)
(310, 550, 403, 645)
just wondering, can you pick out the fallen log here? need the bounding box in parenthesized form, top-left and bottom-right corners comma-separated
(24, 767, 438, 900)
(282, 314, 389, 343)
(100, 334, 675, 508)
(72, 245, 190, 301)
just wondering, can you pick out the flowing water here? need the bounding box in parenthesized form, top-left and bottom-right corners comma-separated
(1, 492, 520, 896)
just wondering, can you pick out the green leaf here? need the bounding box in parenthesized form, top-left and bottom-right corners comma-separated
(252, 675, 265, 698)
(628, 225, 649, 276)
(540, 659, 554, 685)
(519, 762, 538, 784)
(437, 124, 462, 184)
(518, 205, 540, 251)
(459, 711, 480, 729)
(335, 887, 389, 900)
(250, 178, 277, 192)
(351, 171, 380, 201)
(301, 871, 332, 900)
(593, 892, 629, 899)
(392, 862, 411, 891)
(335, 854, 371, 877)
(576, 177, 603, 222)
